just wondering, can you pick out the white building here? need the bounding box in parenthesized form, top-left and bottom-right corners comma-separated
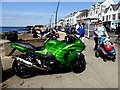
(51, 19, 65, 28)
(57, 19, 65, 27)
(88, 0, 115, 22)
(76, 9, 89, 22)
(65, 11, 82, 26)
(102, 3, 120, 30)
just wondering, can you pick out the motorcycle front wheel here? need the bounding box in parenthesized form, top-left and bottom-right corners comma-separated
(72, 57, 86, 73)
(12, 60, 34, 78)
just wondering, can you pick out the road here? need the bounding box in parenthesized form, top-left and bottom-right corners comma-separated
(1, 32, 118, 88)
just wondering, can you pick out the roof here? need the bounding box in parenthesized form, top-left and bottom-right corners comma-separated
(76, 13, 83, 18)
(72, 11, 78, 15)
(91, 5, 95, 7)
(104, 7, 109, 13)
(67, 11, 78, 16)
(104, 3, 120, 13)
(91, 5, 95, 10)
(111, 4, 120, 11)
(59, 19, 64, 21)
(76, 9, 89, 18)
(98, 1, 104, 4)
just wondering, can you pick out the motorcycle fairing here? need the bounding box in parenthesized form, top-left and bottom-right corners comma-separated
(36, 37, 85, 66)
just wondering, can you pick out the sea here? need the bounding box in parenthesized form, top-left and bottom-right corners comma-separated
(0, 27, 28, 33)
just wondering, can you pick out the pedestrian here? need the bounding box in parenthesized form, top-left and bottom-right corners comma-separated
(65, 25, 71, 35)
(71, 25, 76, 34)
(93, 20, 109, 51)
(53, 26, 57, 32)
(75, 19, 85, 42)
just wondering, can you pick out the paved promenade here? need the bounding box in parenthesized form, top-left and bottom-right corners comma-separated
(1, 32, 119, 88)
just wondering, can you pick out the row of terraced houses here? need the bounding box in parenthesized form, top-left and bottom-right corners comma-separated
(52, 0, 120, 31)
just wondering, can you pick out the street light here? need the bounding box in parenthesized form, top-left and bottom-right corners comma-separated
(55, 0, 60, 28)
(49, 15, 53, 29)
(87, 19, 90, 38)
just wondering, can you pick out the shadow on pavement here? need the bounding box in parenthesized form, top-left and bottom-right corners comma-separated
(35, 69, 73, 78)
(2, 68, 15, 82)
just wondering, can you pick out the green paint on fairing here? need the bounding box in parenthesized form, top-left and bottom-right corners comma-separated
(54, 40, 85, 66)
(35, 49, 47, 55)
(10, 43, 33, 52)
(38, 35, 85, 66)
(10, 35, 85, 66)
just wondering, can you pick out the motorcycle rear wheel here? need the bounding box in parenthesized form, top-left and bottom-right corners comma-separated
(12, 60, 34, 78)
(72, 57, 86, 73)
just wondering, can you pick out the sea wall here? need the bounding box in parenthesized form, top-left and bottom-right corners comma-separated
(1, 32, 46, 57)
(0, 31, 18, 40)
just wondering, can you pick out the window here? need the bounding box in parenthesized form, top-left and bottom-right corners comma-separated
(96, 11, 97, 14)
(91, 12, 92, 15)
(102, 5, 106, 9)
(118, 13, 120, 19)
(109, 15, 111, 20)
(106, 15, 108, 21)
(112, 14, 116, 20)
(110, 8, 112, 11)
(103, 16, 104, 21)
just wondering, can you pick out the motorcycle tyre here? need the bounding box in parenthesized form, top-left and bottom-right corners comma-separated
(12, 60, 34, 78)
(72, 57, 86, 73)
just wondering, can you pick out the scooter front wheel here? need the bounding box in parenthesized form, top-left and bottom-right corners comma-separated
(12, 60, 34, 78)
(112, 59, 115, 62)
(103, 59, 107, 62)
(95, 51, 99, 58)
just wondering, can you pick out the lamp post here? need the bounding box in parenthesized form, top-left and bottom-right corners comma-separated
(50, 15, 53, 29)
(87, 19, 90, 38)
(55, 0, 60, 28)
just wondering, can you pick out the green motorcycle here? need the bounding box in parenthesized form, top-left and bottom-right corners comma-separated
(8, 33, 86, 78)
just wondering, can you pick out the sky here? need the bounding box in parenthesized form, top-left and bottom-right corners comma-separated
(1, 0, 119, 26)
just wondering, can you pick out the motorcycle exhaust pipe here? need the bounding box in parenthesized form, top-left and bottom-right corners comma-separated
(16, 57, 49, 71)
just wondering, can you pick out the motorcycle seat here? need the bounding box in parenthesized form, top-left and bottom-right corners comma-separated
(14, 42, 45, 51)
(33, 46, 45, 51)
